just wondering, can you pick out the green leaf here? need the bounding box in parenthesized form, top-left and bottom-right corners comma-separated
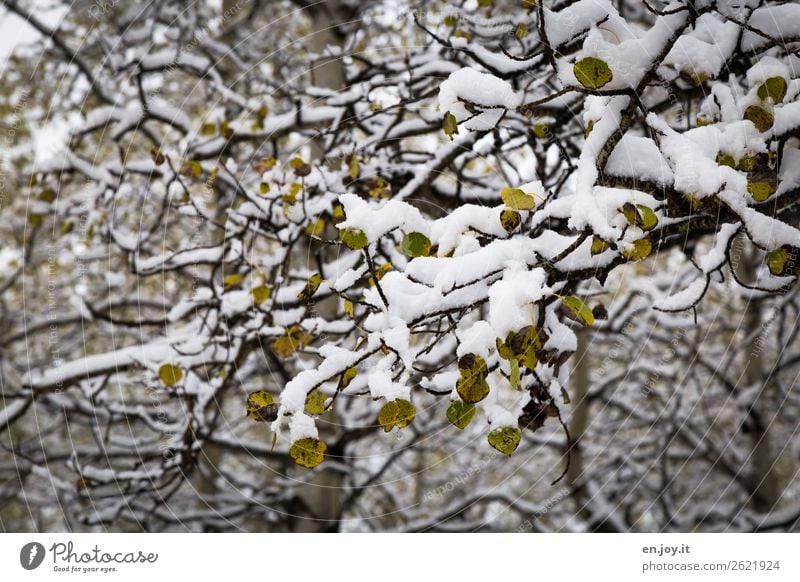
(496, 327, 542, 371)
(744, 105, 774, 133)
(298, 273, 322, 301)
(158, 364, 183, 386)
(246, 390, 278, 422)
(515, 23, 528, 39)
(591, 236, 609, 255)
(446, 400, 476, 430)
(509, 359, 521, 389)
(621, 202, 638, 225)
(622, 238, 652, 261)
(573, 57, 613, 90)
(562, 296, 594, 326)
(500, 209, 521, 234)
(620, 203, 658, 232)
(251, 285, 271, 305)
(401, 232, 432, 257)
(377, 399, 416, 432)
(747, 181, 775, 202)
(488, 426, 521, 455)
(443, 112, 459, 140)
(456, 354, 490, 403)
(290, 437, 326, 468)
(501, 187, 536, 210)
(637, 205, 658, 231)
(757, 77, 787, 104)
(305, 390, 328, 415)
(340, 228, 369, 250)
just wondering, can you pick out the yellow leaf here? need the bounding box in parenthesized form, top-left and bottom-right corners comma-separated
(223, 273, 245, 289)
(377, 399, 416, 432)
(757, 77, 787, 104)
(562, 295, 594, 326)
(158, 364, 183, 386)
(251, 285, 271, 305)
(368, 263, 393, 286)
(305, 390, 328, 415)
(443, 112, 459, 140)
(747, 181, 775, 202)
(591, 236, 609, 255)
(501, 187, 535, 210)
(305, 218, 326, 237)
(500, 209, 521, 233)
(290, 437, 326, 468)
(298, 273, 322, 301)
(767, 248, 789, 276)
(348, 154, 359, 179)
(456, 354, 490, 403)
(341, 366, 358, 389)
(622, 238, 652, 261)
(246, 390, 278, 421)
(744, 105, 774, 133)
(574, 57, 613, 90)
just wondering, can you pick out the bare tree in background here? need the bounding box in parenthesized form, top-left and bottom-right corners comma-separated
(1, 0, 800, 532)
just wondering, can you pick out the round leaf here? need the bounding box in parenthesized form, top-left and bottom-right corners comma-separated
(622, 238, 652, 261)
(401, 232, 432, 257)
(377, 399, 416, 432)
(158, 364, 183, 386)
(573, 57, 613, 89)
(744, 105, 774, 133)
(340, 228, 369, 250)
(767, 248, 789, 276)
(290, 437, 326, 468)
(305, 390, 328, 416)
(757, 77, 787, 104)
(747, 181, 775, 202)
